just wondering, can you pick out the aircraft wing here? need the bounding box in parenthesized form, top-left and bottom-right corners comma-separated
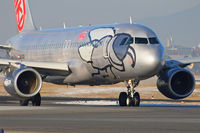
(174, 57, 200, 64)
(164, 57, 200, 69)
(0, 44, 12, 51)
(0, 59, 69, 76)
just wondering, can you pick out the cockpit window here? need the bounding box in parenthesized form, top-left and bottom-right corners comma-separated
(135, 37, 148, 44)
(120, 37, 128, 45)
(126, 37, 134, 45)
(149, 37, 159, 44)
(119, 37, 134, 45)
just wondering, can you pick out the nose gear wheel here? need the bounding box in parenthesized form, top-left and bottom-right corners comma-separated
(119, 80, 140, 107)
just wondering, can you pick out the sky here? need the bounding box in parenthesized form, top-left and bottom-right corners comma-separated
(0, 0, 200, 47)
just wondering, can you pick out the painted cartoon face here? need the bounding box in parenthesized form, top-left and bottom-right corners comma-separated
(109, 33, 136, 69)
(78, 27, 136, 78)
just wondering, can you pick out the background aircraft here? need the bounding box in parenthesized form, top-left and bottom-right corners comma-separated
(0, 0, 199, 106)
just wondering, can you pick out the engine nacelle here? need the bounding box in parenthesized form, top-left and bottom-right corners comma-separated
(157, 68, 195, 99)
(4, 67, 42, 99)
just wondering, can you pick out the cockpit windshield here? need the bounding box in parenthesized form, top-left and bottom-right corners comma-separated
(135, 37, 148, 44)
(126, 37, 134, 45)
(120, 37, 128, 45)
(149, 37, 159, 44)
(134, 37, 159, 45)
(119, 37, 134, 45)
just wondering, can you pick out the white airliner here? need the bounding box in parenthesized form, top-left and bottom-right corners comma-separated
(0, 0, 199, 106)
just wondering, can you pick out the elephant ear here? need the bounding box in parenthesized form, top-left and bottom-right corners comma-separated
(89, 28, 115, 41)
(78, 43, 94, 62)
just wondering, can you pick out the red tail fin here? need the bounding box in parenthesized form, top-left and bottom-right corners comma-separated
(13, 0, 36, 32)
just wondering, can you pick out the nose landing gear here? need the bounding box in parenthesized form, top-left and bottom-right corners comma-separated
(119, 80, 140, 107)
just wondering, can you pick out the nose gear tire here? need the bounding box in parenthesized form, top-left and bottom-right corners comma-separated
(119, 92, 140, 107)
(119, 92, 128, 106)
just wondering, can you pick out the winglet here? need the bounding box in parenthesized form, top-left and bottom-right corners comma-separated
(14, 0, 36, 32)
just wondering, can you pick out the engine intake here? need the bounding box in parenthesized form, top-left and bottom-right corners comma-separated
(157, 68, 195, 99)
(4, 67, 42, 99)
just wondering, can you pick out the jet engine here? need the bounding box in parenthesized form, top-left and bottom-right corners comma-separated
(157, 68, 195, 99)
(3, 67, 42, 99)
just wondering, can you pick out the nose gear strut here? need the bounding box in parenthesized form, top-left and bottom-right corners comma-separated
(119, 79, 140, 106)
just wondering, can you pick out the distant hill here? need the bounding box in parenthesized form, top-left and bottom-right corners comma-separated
(138, 4, 200, 48)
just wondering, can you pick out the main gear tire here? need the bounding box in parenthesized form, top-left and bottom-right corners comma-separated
(31, 93, 41, 106)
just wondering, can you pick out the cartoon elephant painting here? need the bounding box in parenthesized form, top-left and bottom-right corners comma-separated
(78, 28, 136, 78)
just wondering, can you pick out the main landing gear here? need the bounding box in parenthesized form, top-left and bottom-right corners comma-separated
(119, 80, 140, 107)
(19, 93, 41, 106)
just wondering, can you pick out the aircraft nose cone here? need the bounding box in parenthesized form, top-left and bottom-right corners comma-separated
(139, 45, 164, 78)
(145, 53, 163, 72)
(150, 48, 164, 73)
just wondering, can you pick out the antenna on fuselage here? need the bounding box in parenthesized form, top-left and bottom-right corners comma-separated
(129, 16, 133, 24)
(63, 22, 66, 29)
(39, 26, 42, 30)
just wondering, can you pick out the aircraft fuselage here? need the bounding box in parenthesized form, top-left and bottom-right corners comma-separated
(7, 23, 164, 85)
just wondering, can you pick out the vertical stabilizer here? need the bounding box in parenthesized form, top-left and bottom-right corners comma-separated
(14, 0, 36, 32)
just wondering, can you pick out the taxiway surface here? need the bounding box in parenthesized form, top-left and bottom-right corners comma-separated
(0, 97, 200, 133)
